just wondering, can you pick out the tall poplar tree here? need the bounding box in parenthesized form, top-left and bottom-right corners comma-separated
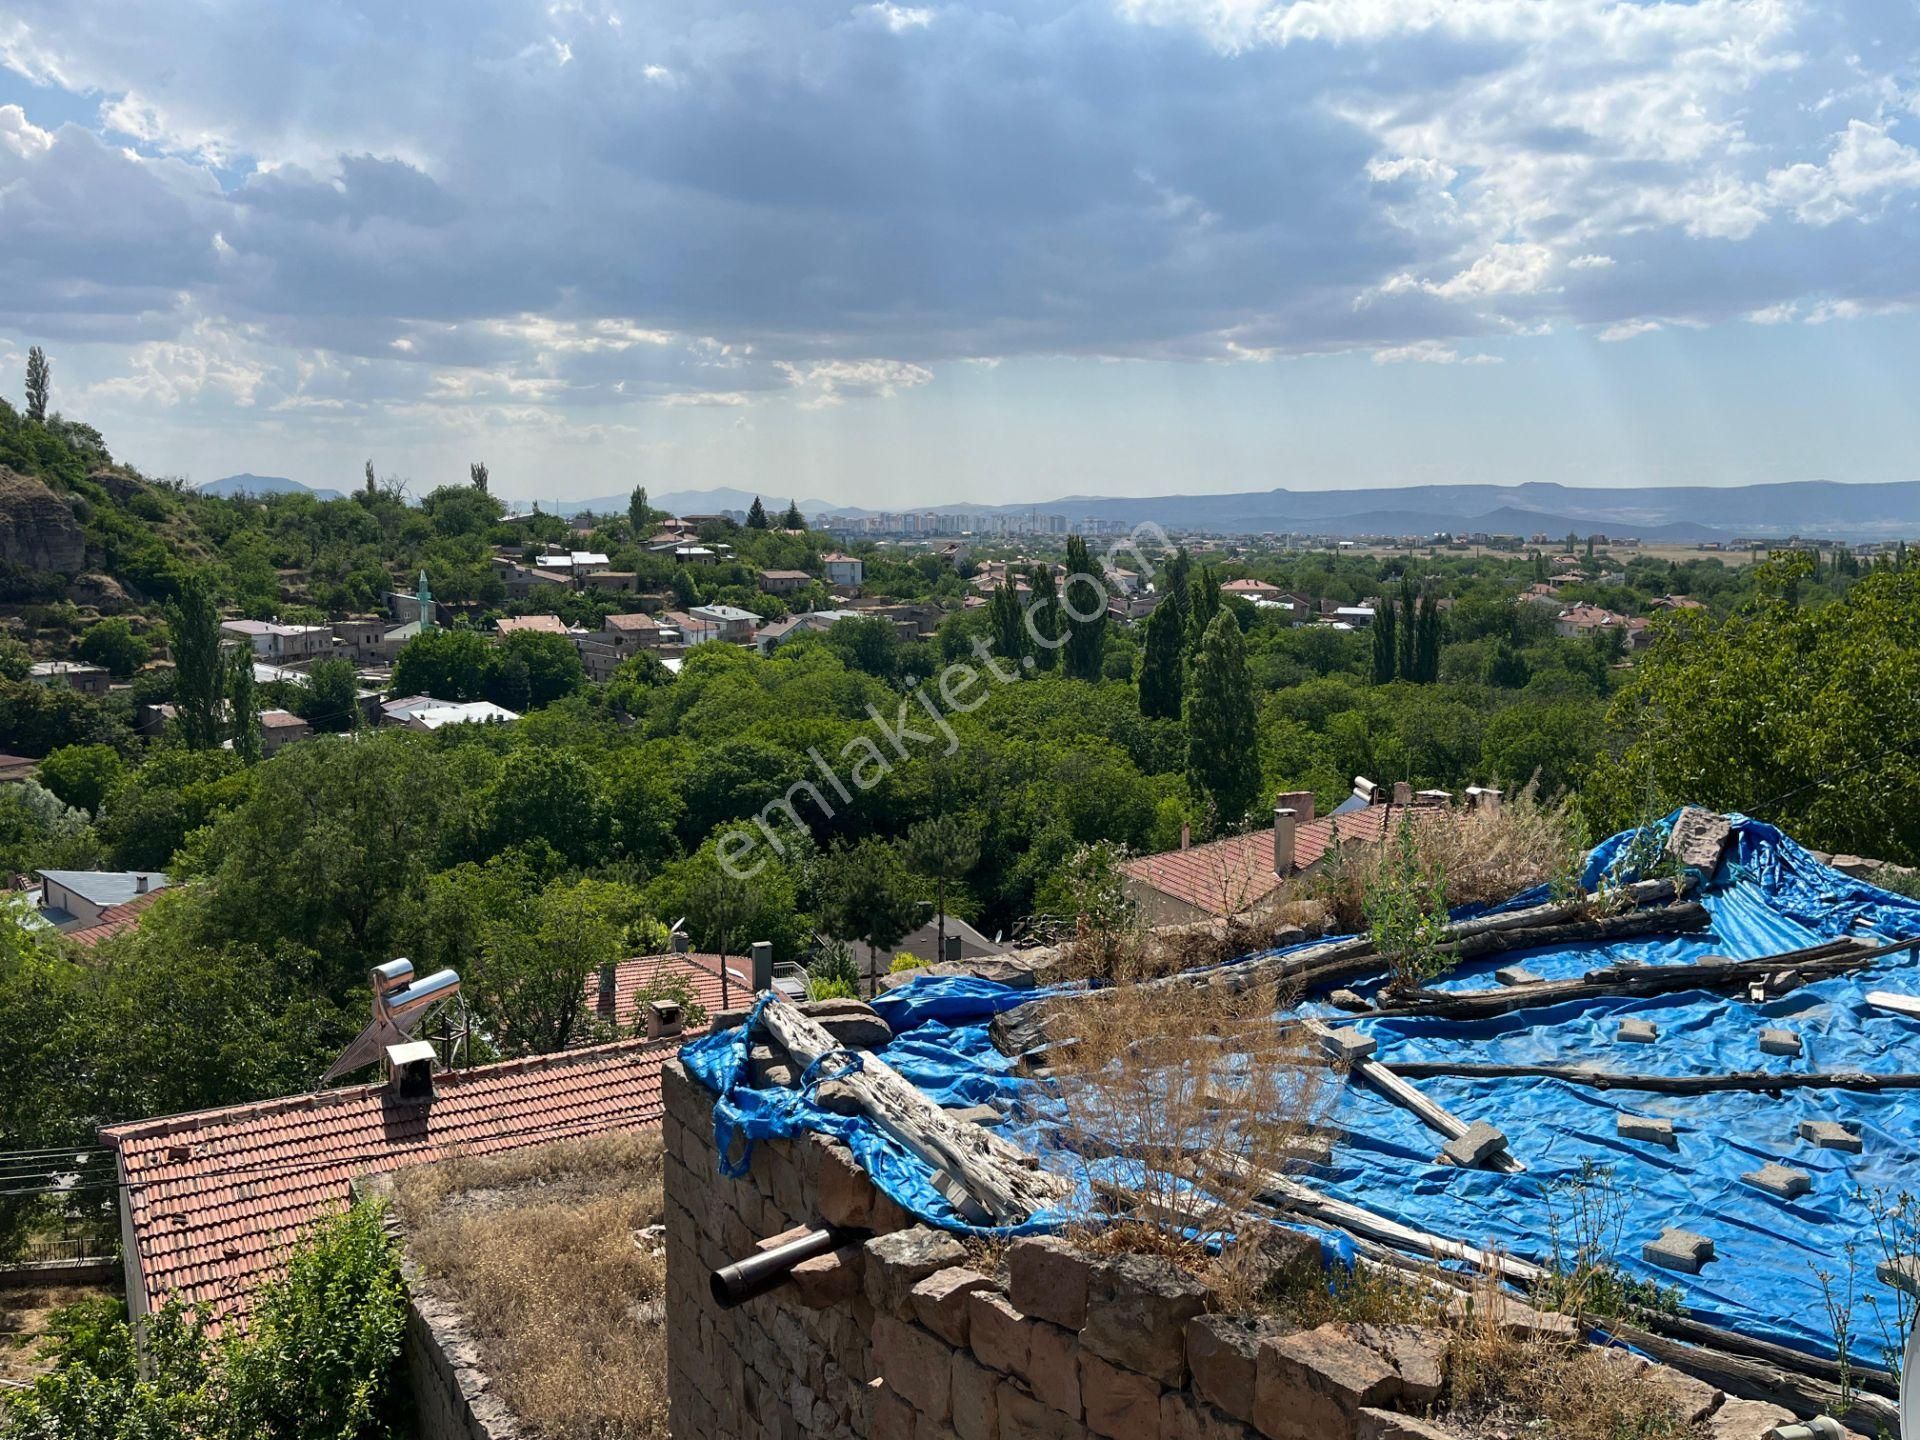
(1027, 566, 1062, 670)
(1186, 609, 1261, 827)
(1138, 598, 1184, 719)
(988, 580, 1027, 669)
(1371, 600, 1397, 684)
(1061, 535, 1107, 681)
(228, 649, 261, 763)
(24, 347, 49, 423)
(1396, 577, 1418, 680)
(168, 573, 226, 750)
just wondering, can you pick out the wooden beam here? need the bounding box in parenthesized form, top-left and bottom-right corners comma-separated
(756, 995, 1072, 1225)
(1387, 1061, 1920, 1095)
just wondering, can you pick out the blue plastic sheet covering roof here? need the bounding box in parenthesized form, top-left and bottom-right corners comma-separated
(682, 813, 1920, 1363)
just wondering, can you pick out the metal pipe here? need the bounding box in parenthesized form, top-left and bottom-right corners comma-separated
(709, 1225, 867, 1309)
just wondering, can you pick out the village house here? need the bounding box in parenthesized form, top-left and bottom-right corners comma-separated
(219, 619, 336, 663)
(821, 552, 865, 588)
(257, 709, 312, 756)
(494, 614, 571, 637)
(35, 868, 169, 936)
(26, 660, 110, 695)
(1220, 577, 1283, 602)
(380, 695, 521, 730)
(758, 568, 812, 596)
(1555, 602, 1626, 638)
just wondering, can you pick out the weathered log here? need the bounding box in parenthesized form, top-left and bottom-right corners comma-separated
(1603, 1320, 1898, 1434)
(1302, 1019, 1525, 1174)
(1368, 933, 1902, 1021)
(989, 877, 1697, 1057)
(755, 993, 1071, 1225)
(1387, 1061, 1920, 1095)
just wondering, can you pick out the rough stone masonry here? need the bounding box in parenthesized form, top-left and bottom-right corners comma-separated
(660, 1058, 1811, 1440)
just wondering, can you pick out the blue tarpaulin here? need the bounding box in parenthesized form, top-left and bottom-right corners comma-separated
(682, 813, 1920, 1362)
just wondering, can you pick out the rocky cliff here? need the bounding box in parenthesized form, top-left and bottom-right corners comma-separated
(0, 468, 88, 574)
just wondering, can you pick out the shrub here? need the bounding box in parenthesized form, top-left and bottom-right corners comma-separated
(889, 951, 928, 973)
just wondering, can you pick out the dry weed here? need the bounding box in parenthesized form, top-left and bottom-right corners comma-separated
(1316, 785, 1584, 932)
(1049, 972, 1333, 1279)
(392, 1131, 668, 1440)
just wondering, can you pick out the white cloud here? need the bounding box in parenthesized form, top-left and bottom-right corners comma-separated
(861, 3, 933, 32)
(0, 104, 52, 158)
(1765, 120, 1920, 226)
(1746, 302, 1797, 325)
(778, 358, 934, 408)
(1567, 254, 1613, 270)
(1370, 340, 1501, 365)
(1597, 318, 1661, 342)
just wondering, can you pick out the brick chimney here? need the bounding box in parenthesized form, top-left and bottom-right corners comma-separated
(1391, 780, 1413, 807)
(1275, 789, 1316, 825)
(596, 963, 617, 1022)
(1273, 806, 1298, 877)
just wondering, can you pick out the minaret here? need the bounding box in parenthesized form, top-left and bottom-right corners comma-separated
(416, 569, 435, 630)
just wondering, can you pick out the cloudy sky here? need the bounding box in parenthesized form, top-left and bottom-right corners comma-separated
(2, 0, 1917, 507)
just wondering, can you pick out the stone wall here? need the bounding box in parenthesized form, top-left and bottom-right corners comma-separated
(663, 1057, 1806, 1440)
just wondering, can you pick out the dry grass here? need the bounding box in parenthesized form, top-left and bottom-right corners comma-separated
(1047, 971, 1334, 1298)
(1314, 786, 1585, 933)
(391, 1131, 668, 1440)
(0, 1283, 113, 1390)
(1445, 1321, 1707, 1440)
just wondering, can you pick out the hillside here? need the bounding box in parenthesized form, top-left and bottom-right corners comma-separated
(200, 473, 346, 502)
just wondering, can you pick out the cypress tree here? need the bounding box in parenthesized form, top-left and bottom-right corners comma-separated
(1187, 568, 1220, 654)
(1415, 593, 1441, 683)
(1061, 535, 1107, 681)
(1139, 597, 1184, 719)
(1163, 547, 1192, 640)
(1186, 609, 1261, 827)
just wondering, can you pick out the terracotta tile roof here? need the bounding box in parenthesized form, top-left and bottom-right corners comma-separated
(1120, 804, 1425, 917)
(496, 614, 569, 634)
(101, 1033, 698, 1330)
(63, 888, 165, 948)
(588, 951, 754, 1028)
(603, 612, 658, 632)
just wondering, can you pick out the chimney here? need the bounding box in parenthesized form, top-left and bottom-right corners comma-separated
(670, 929, 690, 955)
(135, 874, 150, 894)
(1467, 785, 1503, 815)
(1391, 781, 1413, 807)
(1273, 807, 1298, 877)
(750, 940, 774, 992)
(645, 999, 685, 1041)
(1180, 823, 1192, 851)
(1276, 789, 1316, 825)
(1417, 788, 1452, 808)
(596, 963, 617, 1021)
(943, 933, 963, 964)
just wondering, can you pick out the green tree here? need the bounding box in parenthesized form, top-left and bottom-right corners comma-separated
(1162, 547, 1192, 641)
(299, 657, 362, 732)
(815, 837, 922, 993)
(988, 580, 1027, 669)
(1186, 609, 1261, 827)
(1371, 600, 1397, 684)
(1396, 577, 1417, 680)
(364, 458, 376, 499)
(629, 486, 652, 533)
(1414, 593, 1442, 684)
(167, 572, 227, 750)
(822, 615, 899, 683)
(1186, 569, 1220, 654)
(903, 814, 980, 962)
(228, 647, 260, 763)
(473, 877, 637, 1053)
(37, 744, 125, 815)
(782, 499, 805, 529)
(491, 631, 585, 709)
(469, 460, 489, 492)
(24, 346, 48, 423)
(1027, 566, 1062, 670)
(77, 618, 148, 679)
(1061, 535, 1108, 681)
(484, 748, 611, 868)
(747, 496, 769, 529)
(391, 628, 493, 701)
(1138, 598, 1184, 720)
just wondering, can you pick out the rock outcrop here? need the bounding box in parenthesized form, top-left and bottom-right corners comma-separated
(0, 469, 86, 574)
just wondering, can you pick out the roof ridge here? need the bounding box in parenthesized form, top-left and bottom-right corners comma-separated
(101, 1032, 686, 1147)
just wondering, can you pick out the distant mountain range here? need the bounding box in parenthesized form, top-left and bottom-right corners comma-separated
(200, 473, 346, 502)
(808, 480, 1920, 541)
(196, 476, 1920, 540)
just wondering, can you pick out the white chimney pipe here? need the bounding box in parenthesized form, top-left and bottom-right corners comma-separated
(1273, 807, 1298, 878)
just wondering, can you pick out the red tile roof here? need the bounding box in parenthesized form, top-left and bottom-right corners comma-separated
(63, 888, 164, 948)
(589, 950, 754, 1028)
(102, 1022, 715, 1329)
(1120, 804, 1425, 917)
(496, 614, 569, 634)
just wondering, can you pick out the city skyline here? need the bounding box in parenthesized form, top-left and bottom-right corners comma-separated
(2, 0, 1918, 504)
